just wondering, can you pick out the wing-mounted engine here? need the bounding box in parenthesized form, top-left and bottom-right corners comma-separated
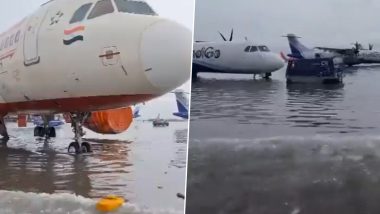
(84, 107, 133, 134)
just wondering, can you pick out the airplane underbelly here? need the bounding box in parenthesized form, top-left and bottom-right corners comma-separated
(0, 60, 156, 114)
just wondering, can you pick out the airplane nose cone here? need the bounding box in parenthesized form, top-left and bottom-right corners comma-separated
(271, 54, 285, 71)
(141, 20, 192, 92)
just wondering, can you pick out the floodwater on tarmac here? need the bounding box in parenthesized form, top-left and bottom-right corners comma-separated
(0, 121, 187, 213)
(187, 66, 380, 214)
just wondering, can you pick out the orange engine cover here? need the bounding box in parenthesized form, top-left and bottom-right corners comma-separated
(84, 107, 133, 134)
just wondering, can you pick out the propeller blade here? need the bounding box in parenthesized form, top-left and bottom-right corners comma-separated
(218, 31, 227, 41)
(229, 28, 234, 41)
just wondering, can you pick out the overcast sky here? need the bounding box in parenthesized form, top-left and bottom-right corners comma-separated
(195, 0, 380, 51)
(0, 0, 194, 120)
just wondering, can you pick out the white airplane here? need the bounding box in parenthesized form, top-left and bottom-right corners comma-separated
(192, 30, 285, 81)
(355, 43, 380, 64)
(0, 0, 191, 153)
(284, 34, 380, 66)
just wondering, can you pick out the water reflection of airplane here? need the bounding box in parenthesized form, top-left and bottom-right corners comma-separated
(284, 34, 380, 66)
(0, 0, 191, 154)
(0, 145, 91, 196)
(192, 29, 285, 81)
(171, 129, 187, 169)
(0, 138, 131, 198)
(286, 83, 345, 129)
(191, 79, 284, 120)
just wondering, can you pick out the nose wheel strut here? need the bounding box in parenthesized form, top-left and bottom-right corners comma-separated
(68, 113, 92, 154)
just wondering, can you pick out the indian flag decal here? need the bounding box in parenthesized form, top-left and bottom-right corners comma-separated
(63, 26, 85, 45)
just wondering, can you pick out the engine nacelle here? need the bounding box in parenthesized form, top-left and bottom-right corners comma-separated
(84, 107, 133, 134)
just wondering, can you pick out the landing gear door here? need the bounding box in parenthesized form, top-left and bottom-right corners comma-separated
(23, 8, 49, 66)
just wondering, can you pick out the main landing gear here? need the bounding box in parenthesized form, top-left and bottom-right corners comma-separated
(0, 117, 9, 141)
(67, 113, 92, 154)
(254, 72, 272, 80)
(34, 115, 56, 140)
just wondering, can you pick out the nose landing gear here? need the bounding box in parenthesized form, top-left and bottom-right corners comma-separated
(67, 113, 92, 154)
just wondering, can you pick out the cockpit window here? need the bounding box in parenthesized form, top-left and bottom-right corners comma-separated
(258, 46, 270, 52)
(88, 0, 115, 20)
(70, 3, 93, 24)
(250, 46, 258, 52)
(244, 46, 250, 52)
(114, 0, 156, 15)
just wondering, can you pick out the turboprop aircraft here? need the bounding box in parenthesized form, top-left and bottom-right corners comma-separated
(0, 0, 191, 153)
(284, 34, 380, 66)
(192, 29, 285, 81)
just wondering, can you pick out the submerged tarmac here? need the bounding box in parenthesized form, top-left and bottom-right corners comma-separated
(0, 121, 187, 213)
(187, 66, 380, 214)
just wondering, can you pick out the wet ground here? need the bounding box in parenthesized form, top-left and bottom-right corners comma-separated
(0, 121, 187, 213)
(187, 66, 380, 214)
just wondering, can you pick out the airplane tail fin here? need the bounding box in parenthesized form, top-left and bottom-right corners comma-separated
(174, 90, 188, 114)
(283, 34, 311, 59)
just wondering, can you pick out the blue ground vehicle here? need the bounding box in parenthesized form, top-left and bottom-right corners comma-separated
(286, 58, 343, 84)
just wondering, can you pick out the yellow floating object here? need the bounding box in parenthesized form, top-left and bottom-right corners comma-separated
(96, 195, 125, 212)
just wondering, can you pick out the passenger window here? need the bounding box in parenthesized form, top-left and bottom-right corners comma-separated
(244, 46, 250, 52)
(250, 46, 258, 52)
(114, 0, 156, 15)
(88, 0, 114, 19)
(258, 46, 270, 52)
(14, 31, 21, 43)
(4, 37, 9, 49)
(9, 35, 14, 46)
(70, 3, 93, 24)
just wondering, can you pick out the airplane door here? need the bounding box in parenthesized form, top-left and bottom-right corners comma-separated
(23, 9, 49, 66)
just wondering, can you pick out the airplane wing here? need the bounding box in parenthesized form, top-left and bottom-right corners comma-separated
(315, 47, 355, 55)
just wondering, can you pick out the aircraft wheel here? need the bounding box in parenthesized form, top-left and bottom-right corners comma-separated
(34, 127, 45, 137)
(68, 142, 80, 154)
(48, 127, 56, 138)
(264, 72, 272, 79)
(81, 142, 92, 153)
(33, 127, 39, 137)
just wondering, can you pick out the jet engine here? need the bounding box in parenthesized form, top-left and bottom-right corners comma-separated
(84, 107, 133, 134)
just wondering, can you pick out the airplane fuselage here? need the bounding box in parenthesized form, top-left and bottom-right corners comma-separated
(192, 41, 284, 75)
(0, 0, 191, 115)
(357, 50, 380, 64)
